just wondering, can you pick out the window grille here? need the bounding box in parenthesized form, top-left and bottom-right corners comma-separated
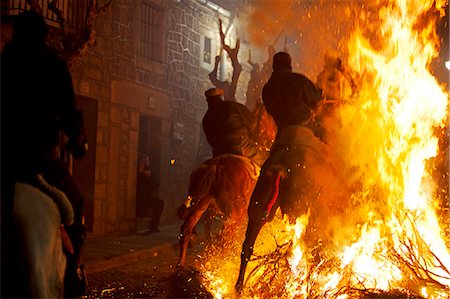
(140, 1, 164, 63)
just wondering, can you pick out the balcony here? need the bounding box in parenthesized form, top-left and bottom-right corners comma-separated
(1, 0, 89, 31)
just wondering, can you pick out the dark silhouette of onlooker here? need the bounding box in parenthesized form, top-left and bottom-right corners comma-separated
(45, 159, 87, 298)
(136, 154, 164, 234)
(1, 10, 88, 298)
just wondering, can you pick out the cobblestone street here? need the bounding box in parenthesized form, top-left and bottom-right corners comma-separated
(84, 238, 211, 298)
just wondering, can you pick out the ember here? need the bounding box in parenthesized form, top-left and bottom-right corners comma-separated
(189, 0, 450, 298)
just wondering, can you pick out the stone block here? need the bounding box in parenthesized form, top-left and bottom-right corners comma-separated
(96, 130, 103, 144)
(121, 122, 130, 130)
(99, 85, 111, 99)
(102, 21, 114, 36)
(93, 219, 105, 236)
(118, 177, 126, 188)
(96, 146, 107, 164)
(118, 200, 125, 217)
(111, 106, 122, 124)
(85, 67, 104, 82)
(104, 40, 114, 57)
(93, 198, 103, 220)
(90, 55, 103, 69)
(121, 142, 128, 153)
(119, 59, 127, 77)
(119, 24, 129, 40)
(113, 40, 122, 55)
(126, 59, 137, 80)
(94, 183, 106, 199)
(130, 112, 139, 130)
(98, 111, 109, 128)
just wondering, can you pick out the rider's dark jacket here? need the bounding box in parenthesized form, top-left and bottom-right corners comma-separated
(202, 97, 258, 159)
(262, 68, 322, 130)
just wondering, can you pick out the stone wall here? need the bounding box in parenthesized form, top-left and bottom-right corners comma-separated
(70, 0, 233, 235)
(0, 0, 252, 236)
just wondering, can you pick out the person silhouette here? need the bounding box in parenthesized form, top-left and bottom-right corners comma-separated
(136, 154, 164, 234)
(1, 10, 88, 298)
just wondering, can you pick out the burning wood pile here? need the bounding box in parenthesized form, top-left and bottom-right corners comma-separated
(180, 0, 450, 298)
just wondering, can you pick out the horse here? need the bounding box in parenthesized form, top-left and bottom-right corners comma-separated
(177, 154, 261, 267)
(3, 177, 74, 298)
(177, 101, 275, 268)
(234, 123, 353, 292)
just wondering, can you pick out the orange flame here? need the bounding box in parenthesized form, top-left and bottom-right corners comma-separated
(199, 0, 449, 298)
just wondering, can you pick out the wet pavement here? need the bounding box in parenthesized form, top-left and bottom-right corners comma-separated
(83, 222, 183, 274)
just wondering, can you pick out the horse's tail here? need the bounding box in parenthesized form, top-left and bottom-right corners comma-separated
(177, 196, 192, 219)
(176, 160, 218, 219)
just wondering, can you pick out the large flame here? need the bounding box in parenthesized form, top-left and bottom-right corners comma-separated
(196, 0, 449, 298)
(335, 0, 450, 294)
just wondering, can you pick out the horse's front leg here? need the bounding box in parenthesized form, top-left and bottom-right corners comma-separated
(178, 196, 212, 268)
(235, 217, 266, 292)
(235, 170, 283, 292)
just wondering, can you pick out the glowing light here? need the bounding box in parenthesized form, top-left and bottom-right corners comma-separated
(196, 0, 450, 297)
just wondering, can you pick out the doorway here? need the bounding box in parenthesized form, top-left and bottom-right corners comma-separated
(136, 115, 162, 217)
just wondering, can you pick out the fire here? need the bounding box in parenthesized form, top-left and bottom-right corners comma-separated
(195, 0, 449, 298)
(339, 0, 450, 294)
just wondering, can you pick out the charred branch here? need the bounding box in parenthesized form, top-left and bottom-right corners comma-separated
(31, 0, 112, 67)
(208, 18, 242, 102)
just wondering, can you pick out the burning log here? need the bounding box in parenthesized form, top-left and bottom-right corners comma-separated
(388, 217, 450, 290)
(173, 267, 214, 299)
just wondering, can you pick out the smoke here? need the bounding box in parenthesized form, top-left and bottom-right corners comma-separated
(244, 0, 366, 79)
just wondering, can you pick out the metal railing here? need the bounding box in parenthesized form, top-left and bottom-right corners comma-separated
(1, 0, 89, 30)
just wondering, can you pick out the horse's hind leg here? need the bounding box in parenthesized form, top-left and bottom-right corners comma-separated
(178, 196, 212, 267)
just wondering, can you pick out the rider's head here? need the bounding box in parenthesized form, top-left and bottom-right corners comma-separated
(272, 52, 292, 72)
(12, 10, 48, 48)
(205, 88, 224, 104)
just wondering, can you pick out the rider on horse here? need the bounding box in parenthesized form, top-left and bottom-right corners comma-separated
(177, 87, 270, 267)
(236, 52, 326, 291)
(202, 87, 266, 166)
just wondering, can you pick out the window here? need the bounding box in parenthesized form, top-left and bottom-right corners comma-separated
(203, 36, 211, 64)
(140, 1, 164, 63)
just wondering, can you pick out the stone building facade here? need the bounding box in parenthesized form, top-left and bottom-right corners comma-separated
(70, 0, 243, 236)
(1, 0, 257, 236)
